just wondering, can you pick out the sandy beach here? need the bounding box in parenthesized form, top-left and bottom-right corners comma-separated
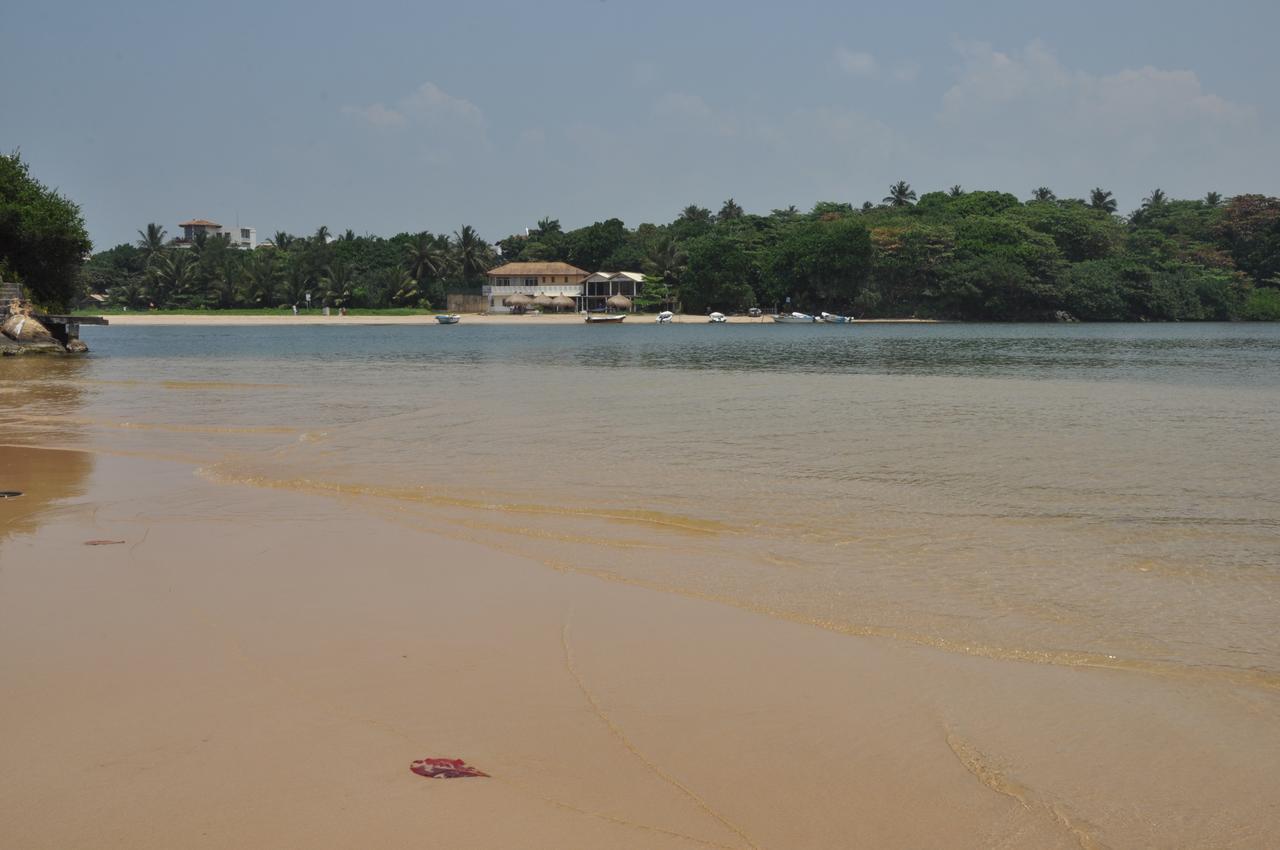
(100, 312, 940, 326)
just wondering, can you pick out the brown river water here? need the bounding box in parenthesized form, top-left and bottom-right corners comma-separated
(3, 322, 1278, 687)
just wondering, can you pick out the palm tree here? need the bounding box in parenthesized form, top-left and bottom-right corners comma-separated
(340, 228, 357, 242)
(1031, 187, 1056, 202)
(717, 198, 744, 221)
(136, 223, 168, 264)
(451, 225, 490, 279)
(680, 205, 711, 222)
(643, 235, 687, 282)
(1204, 191, 1223, 208)
(387, 267, 421, 307)
(313, 225, 331, 245)
(240, 251, 279, 307)
(534, 216, 562, 237)
(1143, 188, 1167, 209)
(145, 250, 195, 307)
(272, 231, 295, 251)
(1089, 188, 1118, 214)
(321, 259, 355, 307)
(883, 181, 916, 207)
(861, 201, 875, 212)
(404, 232, 447, 283)
(277, 260, 312, 308)
(948, 185, 964, 198)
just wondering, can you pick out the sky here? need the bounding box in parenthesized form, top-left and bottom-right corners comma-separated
(4, 0, 1279, 251)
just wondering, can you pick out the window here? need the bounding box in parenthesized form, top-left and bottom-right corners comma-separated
(240, 228, 250, 239)
(524, 278, 536, 286)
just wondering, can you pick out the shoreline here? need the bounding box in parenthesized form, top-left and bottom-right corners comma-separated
(2, 443, 1277, 848)
(95, 313, 943, 326)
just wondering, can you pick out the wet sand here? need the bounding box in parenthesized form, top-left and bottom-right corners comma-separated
(101, 313, 939, 326)
(2, 444, 1276, 849)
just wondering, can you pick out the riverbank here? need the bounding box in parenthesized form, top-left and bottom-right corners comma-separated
(93, 312, 942, 326)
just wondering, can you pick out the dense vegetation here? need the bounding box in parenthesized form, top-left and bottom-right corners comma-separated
(0, 152, 92, 311)
(78, 184, 1280, 320)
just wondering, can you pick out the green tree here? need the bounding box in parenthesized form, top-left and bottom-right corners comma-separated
(948, 185, 965, 197)
(717, 198, 745, 222)
(1215, 195, 1280, 285)
(321, 259, 355, 307)
(1089, 188, 1118, 214)
(451, 224, 491, 280)
(1142, 188, 1168, 210)
(680, 231, 756, 312)
(0, 152, 92, 310)
(766, 217, 873, 310)
(1030, 187, 1056, 203)
(883, 181, 917, 207)
(1204, 191, 1223, 208)
(136, 223, 168, 264)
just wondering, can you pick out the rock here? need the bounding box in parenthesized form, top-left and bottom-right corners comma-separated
(1053, 310, 1079, 323)
(2, 312, 55, 342)
(66, 338, 89, 353)
(0, 338, 65, 355)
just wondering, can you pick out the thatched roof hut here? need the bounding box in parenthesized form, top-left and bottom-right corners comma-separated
(606, 294, 633, 310)
(551, 295, 576, 311)
(532, 294, 554, 307)
(503, 293, 533, 307)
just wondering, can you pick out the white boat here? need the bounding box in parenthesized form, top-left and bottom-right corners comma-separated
(820, 312, 852, 324)
(435, 314, 460, 324)
(708, 312, 727, 323)
(585, 314, 626, 324)
(656, 311, 674, 323)
(771, 312, 816, 324)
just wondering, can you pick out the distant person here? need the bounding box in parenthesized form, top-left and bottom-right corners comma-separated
(292, 303, 298, 316)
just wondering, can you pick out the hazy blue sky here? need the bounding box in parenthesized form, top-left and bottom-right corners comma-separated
(5, 0, 1278, 250)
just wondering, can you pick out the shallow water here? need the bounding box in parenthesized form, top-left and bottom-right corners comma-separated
(5, 322, 1279, 687)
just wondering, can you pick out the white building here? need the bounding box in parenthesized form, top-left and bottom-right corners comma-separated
(483, 261, 589, 312)
(582, 271, 645, 311)
(177, 219, 258, 250)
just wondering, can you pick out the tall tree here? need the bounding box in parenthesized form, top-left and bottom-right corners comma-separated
(0, 152, 92, 309)
(883, 181, 917, 207)
(1089, 188, 1118, 214)
(135, 223, 168, 263)
(680, 205, 713, 224)
(948, 185, 965, 197)
(404, 232, 447, 283)
(452, 225, 490, 279)
(1143, 188, 1168, 209)
(272, 231, 295, 250)
(313, 225, 331, 245)
(1204, 191, 1223, 208)
(717, 198, 745, 222)
(1030, 187, 1057, 203)
(321, 259, 355, 307)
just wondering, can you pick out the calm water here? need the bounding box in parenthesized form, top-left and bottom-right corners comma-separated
(5, 322, 1280, 687)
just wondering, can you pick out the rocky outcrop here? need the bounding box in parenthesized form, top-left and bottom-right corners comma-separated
(0, 298, 89, 354)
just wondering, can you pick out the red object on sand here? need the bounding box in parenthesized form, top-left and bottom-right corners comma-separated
(410, 758, 489, 779)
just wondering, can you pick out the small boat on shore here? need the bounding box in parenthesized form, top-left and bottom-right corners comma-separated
(820, 312, 852, 323)
(585, 314, 626, 324)
(435, 314, 461, 324)
(772, 312, 816, 324)
(656, 311, 674, 323)
(708, 312, 727, 323)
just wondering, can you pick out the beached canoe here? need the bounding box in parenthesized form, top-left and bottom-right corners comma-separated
(820, 312, 852, 323)
(435, 314, 461, 324)
(772, 312, 817, 324)
(585, 314, 626, 324)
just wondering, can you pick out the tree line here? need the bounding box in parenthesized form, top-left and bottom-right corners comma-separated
(2, 146, 1271, 321)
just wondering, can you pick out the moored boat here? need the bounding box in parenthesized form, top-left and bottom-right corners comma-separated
(585, 314, 626, 323)
(708, 312, 727, 323)
(656, 311, 674, 323)
(771, 312, 816, 323)
(820, 312, 852, 323)
(435, 314, 461, 324)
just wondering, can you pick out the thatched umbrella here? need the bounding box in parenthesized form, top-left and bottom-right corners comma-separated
(606, 294, 633, 311)
(532, 294, 554, 308)
(503, 293, 533, 307)
(551, 295, 576, 311)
